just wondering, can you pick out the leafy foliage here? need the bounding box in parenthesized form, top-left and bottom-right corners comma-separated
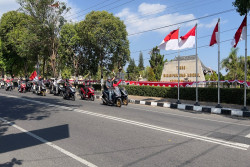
(149, 47, 165, 81)
(233, 0, 250, 16)
(138, 51, 144, 71)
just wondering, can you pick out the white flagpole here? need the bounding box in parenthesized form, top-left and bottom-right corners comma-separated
(194, 24, 200, 106)
(242, 14, 248, 111)
(177, 28, 181, 104)
(216, 18, 222, 108)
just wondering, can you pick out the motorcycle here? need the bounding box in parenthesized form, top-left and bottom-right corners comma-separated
(102, 86, 122, 107)
(0, 81, 5, 89)
(32, 82, 38, 94)
(5, 82, 13, 91)
(26, 82, 32, 92)
(62, 86, 76, 101)
(79, 83, 95, 101)
(36, 82, 46, 96)
(119, 87, 128, 105)
(19, 81, 27, 93)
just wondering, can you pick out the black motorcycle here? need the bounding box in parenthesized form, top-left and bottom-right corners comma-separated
(119, 87, 128, 105)
(102, 87, 122, 107)
(62, 86, 76, 101)
(53, 84, 65, 96)
(26, 82, 32, 92)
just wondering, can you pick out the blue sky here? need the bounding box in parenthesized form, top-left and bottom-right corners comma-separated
(0, 0, 248, 75)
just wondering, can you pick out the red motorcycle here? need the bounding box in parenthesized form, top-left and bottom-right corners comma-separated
(19, 81, 27, 93)
(79, 82, 95, 101)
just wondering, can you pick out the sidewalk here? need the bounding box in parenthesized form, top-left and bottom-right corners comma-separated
(128, 95, 250, 118)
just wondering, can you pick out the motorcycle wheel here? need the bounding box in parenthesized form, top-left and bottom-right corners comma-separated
(63, 92, 66, 99)
(72, 94, 75, 101)
(116, 98, 122, 107)
(123, 97, 128, 106)
(60, 91, 63, 97)
(91, 95, 95, 101)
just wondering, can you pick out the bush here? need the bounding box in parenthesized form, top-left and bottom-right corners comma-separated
(124, 85, 249, 105)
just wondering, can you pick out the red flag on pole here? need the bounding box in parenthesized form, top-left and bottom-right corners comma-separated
(29, 71, 37, 80)
(179, 25, 196, 49)
(158, 29, 179, 50)
(232, 15, 247, 48)
(209, 21, 219, 46)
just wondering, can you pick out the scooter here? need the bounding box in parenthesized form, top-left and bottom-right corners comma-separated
(62, 86, 76, 101)
(102, 87, 122, 107)
(119, 87, 128, 105)
(26, 82, 32, 92)
(32, 82, 38, 94)
(0, 81, 5, 89)
(36, 83, 46, 96)
(19, 82, 26, 93)
(5, 82, 13, 91)
(79, 84, 95, 101)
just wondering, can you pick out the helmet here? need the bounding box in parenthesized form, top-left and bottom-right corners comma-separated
(107, 76, 111, 80)
(114, 79, 118, 84)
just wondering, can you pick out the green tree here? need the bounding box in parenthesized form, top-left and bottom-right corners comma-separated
(0, 11, 37, 77)
(18, 0, 70, 77)
(222, 48, 239, 80)
(77, 11, 130, 78)
(147, 67, 156, 81)
(138, 51, 144, 71)
(126, 58, 139, 80)
(233, 0, 250, 16)
(149, 46, 165, 81)
(58, 23, 80, 77)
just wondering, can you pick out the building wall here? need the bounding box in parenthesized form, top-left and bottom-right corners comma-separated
(160, 59, 205, 82)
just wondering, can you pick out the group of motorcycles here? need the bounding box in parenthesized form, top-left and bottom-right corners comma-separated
(0, 78, 129, 107)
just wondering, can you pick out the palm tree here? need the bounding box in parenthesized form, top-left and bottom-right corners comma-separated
(222, 48, 239, 80)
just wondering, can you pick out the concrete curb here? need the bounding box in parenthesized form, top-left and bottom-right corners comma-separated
(128, 99, 250, 118)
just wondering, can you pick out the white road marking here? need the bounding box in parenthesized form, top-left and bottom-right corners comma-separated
(245, 133, 250, 138)
(126, 105, 250, 127)
(0, 117, 98, 167)
(0, 93, 249, 151)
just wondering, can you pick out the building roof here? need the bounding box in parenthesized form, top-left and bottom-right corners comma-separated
(172, 55, 212, 73)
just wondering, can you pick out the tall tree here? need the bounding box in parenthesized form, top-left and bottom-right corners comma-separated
(126, 58, 139, 80)
(77, 11, 130, 78)
(149, 46, 165, 81)
(18, 0, 70, 77)
(138, 51, 144, 71)
(0, 11, 36, 77)
(233, 0, 250, 16)
(222, 48, 239, 80)
(58, 23, 80, 77)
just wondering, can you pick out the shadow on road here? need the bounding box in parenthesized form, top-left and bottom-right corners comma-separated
(0, 158, 23, 167)
(0, 124, 69, 154)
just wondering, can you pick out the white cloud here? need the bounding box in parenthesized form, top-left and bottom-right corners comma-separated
(0, 0, 20, 18)
(138, 3, 166, 15)
(116, 4, 196, 35)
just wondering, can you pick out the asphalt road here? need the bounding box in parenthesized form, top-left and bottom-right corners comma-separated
(1, 88, 250, 167)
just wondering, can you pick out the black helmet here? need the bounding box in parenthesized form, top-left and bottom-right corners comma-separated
(114, 79, 118, 84)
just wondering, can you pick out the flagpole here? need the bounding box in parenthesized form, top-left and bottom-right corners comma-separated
(177, 28, 181, 104)
(216, 18, 222, 108)
(194, 24, 200, 106)
(242, 14, 248, 111)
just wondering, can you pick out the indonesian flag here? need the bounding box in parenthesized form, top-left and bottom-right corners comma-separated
(49, 2, 59, 8)
(159, 29, 179, 50)
(179, 25, 196, 50)
(29, 71, 38, 81)
(232, 15, 247, 48)
(209, 21, 219, 46)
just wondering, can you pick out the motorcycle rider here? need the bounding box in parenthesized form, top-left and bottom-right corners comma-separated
(64, 79, 71, 97)
(105, 76, 115, 101)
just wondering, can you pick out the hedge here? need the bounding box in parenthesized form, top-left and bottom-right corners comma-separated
(123, 85, 250, 105)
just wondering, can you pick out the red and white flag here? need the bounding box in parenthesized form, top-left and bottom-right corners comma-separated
(179, 25, 196, 50)
(159, 29, 179, 50)
(209, 21, 219, 46)
(29, 71, 38, 81)
(232, 15, 247, 48)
